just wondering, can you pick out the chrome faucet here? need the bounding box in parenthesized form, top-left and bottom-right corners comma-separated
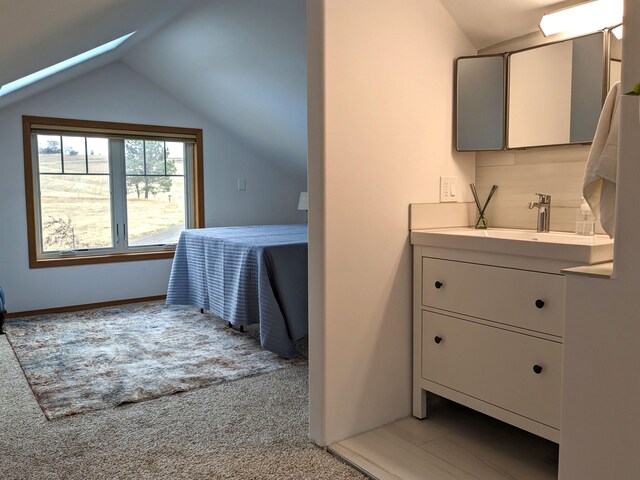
(528, 193, 551, 232)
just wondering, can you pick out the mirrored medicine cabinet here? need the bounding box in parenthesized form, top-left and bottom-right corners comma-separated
(456, 29, 621, 151)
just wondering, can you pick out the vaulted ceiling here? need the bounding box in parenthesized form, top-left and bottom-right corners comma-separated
(122, 0, 307, 177)
(0, 0, 580, 176)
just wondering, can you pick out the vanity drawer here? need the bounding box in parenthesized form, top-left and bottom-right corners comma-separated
(422, 257, 564, 336)
(422, 310, 562, 429)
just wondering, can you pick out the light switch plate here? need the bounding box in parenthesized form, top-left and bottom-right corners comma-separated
(440, 176, 457, 203)
(238, 178, 246, 191)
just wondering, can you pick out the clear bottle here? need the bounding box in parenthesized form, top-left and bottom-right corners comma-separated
(575, 197, 595, 236)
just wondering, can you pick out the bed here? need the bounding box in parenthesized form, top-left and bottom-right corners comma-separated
(166, 224, 308, 358)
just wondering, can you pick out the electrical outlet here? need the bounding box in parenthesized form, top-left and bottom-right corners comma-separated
(440, 176, 457, 203)
(237, 178, 246, 191)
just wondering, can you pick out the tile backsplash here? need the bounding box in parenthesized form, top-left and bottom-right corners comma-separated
(474, 144, 605, 233)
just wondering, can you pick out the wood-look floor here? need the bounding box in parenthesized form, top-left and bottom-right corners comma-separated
(329, 396, 558, 480)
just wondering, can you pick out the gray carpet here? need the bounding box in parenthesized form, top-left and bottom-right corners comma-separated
(0, 336, 365, 479)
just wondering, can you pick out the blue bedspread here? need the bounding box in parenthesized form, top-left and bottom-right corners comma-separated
(166, 224, 308, 358)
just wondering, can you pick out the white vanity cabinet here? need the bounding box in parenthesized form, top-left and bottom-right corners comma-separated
(413, 246, 567, 443)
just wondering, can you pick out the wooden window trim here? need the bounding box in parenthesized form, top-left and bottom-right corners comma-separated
(23, 115, 205, 269)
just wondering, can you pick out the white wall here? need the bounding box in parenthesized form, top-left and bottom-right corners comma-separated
(560, 1, 640, 478)
(475, 145, 606, 233)
(308, 0, 476, 445)
(0, 61, 305, 312)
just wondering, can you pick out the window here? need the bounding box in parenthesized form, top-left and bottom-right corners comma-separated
(23, 116, 204, 267)
(1, 32, 136, 97)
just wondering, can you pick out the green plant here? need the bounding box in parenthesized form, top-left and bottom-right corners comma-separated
(625, 83, 640, 95)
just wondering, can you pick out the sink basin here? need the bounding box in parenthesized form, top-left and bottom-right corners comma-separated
(430, 228, 612, 245)
(410, 227, 613, 264)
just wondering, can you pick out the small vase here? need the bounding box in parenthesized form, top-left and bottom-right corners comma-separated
(475, 215, 488, 229)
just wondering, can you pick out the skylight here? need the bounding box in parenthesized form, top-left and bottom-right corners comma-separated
(0, 31, 136, 97)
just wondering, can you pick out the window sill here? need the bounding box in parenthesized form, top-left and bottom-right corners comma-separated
(30, 250, 176, 269)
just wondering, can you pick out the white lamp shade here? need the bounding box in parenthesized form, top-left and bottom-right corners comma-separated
(297, 192, 308, 211)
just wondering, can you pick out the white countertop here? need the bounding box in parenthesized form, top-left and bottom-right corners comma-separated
(411, 227, 614, 265)
(562, 262, 614, 278)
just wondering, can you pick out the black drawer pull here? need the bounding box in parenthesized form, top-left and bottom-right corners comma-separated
(434, 336, 442, 344)
(535, 299, 545, 309)
(533, 364, 543, 374)
(434, 281, 443, 289)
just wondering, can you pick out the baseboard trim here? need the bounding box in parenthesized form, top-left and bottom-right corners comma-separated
(6, 295, 167, 318)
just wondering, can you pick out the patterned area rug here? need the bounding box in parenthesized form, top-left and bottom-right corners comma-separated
(4, 302, 305, 419)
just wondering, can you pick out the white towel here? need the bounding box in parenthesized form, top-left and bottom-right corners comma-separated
(583, 81, 620, 238)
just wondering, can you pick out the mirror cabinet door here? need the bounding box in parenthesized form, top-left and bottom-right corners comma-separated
(456, 55, 505, 151)
(454, 30, 619, 152)
(507, 32, 605, 149)
(609, 30, 622, 88)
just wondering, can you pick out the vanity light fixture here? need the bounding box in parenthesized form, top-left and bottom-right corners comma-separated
(539, 0, 623, 37)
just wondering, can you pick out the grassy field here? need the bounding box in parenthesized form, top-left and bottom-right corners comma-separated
(39, 154, 186, 251)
